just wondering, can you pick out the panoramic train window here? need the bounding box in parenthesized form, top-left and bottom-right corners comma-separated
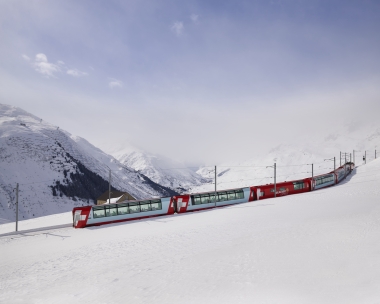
(227, 191, 236, 200)
(209, 193, 216, 203)
(235, 189, 244, 199)
(201, 194, 211, 204)
(93, 206, 105, 218)
(105, 206, 117, 217)
(218, 192, 227, 201)
(140, 201, 152, 212)
(117, 204, 129, 215)
(315, 174, 334, 186)
(293, 181, 304, 190)
(129, 203, 140, 213)
(192, 195, 201, 205)
(151, 200, 162, 210)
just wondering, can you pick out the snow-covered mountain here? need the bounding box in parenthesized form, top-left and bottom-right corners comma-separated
(109, 148, 209, 193)
(0, 104, 177, 222)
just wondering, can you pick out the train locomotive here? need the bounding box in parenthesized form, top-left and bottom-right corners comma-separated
(72, 162, 354, 228)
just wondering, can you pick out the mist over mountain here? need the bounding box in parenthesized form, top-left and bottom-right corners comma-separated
(109, 148, 209, 194)
(0, 104, 176, 222)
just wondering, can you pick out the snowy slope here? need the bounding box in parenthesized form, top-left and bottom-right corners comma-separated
(110, 148, 209, 193)
(0, 104, 176, 222)
(1, 157, 380, 303)
(191, 125, 380, 194)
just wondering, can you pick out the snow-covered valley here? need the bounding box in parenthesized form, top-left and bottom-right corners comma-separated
(1, 156, 380, 303)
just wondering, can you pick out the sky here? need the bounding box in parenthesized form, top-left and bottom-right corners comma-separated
(1, 0, 380, 165)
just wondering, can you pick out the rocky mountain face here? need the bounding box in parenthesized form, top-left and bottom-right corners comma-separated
(0, 104, 176, 222)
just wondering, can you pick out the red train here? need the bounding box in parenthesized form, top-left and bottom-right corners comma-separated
(72, 162, 355, 228)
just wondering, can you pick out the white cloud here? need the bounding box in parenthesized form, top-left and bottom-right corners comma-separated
(22, 54, 30, 61)
(171, 21, 184, 36)
(108, 78, 123, 88)
(57, 60, 65, 65)
(33, 53, 61, 78)
(190, 14, 199, 23)
(67, 69, 88, 77)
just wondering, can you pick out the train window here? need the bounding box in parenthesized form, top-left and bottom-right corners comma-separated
(192, 195, 201, 205)
(117, 204, 129, 215)
(140, 201, 152, 212)
(280, 187, 285, 191)
(235, 190, 244, 199)
(93, 207, 105, 218)
(227, 191, 236, 200)
(129, 203, 140, 213)
(105, 206, 117, 217)
(293, 181, 304, 190)
(151, 200, 162, 210)
(201, 194, 211, 204)
(209, 193, 216, 203)
(270, 189, 275, 193)
(218, 192, 227, 201)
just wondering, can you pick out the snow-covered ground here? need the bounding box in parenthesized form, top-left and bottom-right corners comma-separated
(1, 159, 380, 304)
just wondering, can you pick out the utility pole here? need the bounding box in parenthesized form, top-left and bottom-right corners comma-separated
(375, 149, 377, 159)
(334, 157, 336, 171)
(108, 169, 111, 204)
(350, 153, 351, 163)
(15, 183, 19, 232)
(274, 163, 276, 198)
(365, 151, 367, 164)
(340, 151, 342, 166)
(214, 166, 217, 207)
(312, 163, 314, 179)
(353, 150, 355, 164)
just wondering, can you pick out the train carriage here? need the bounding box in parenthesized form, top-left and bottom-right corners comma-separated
(250, 178, 312, 201)
(312, 173, 336, 190)
(73, 197, 172, 228)
(171, 187, 251, 213)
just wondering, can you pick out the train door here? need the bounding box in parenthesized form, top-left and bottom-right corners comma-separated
(172, 197, 178, 213)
